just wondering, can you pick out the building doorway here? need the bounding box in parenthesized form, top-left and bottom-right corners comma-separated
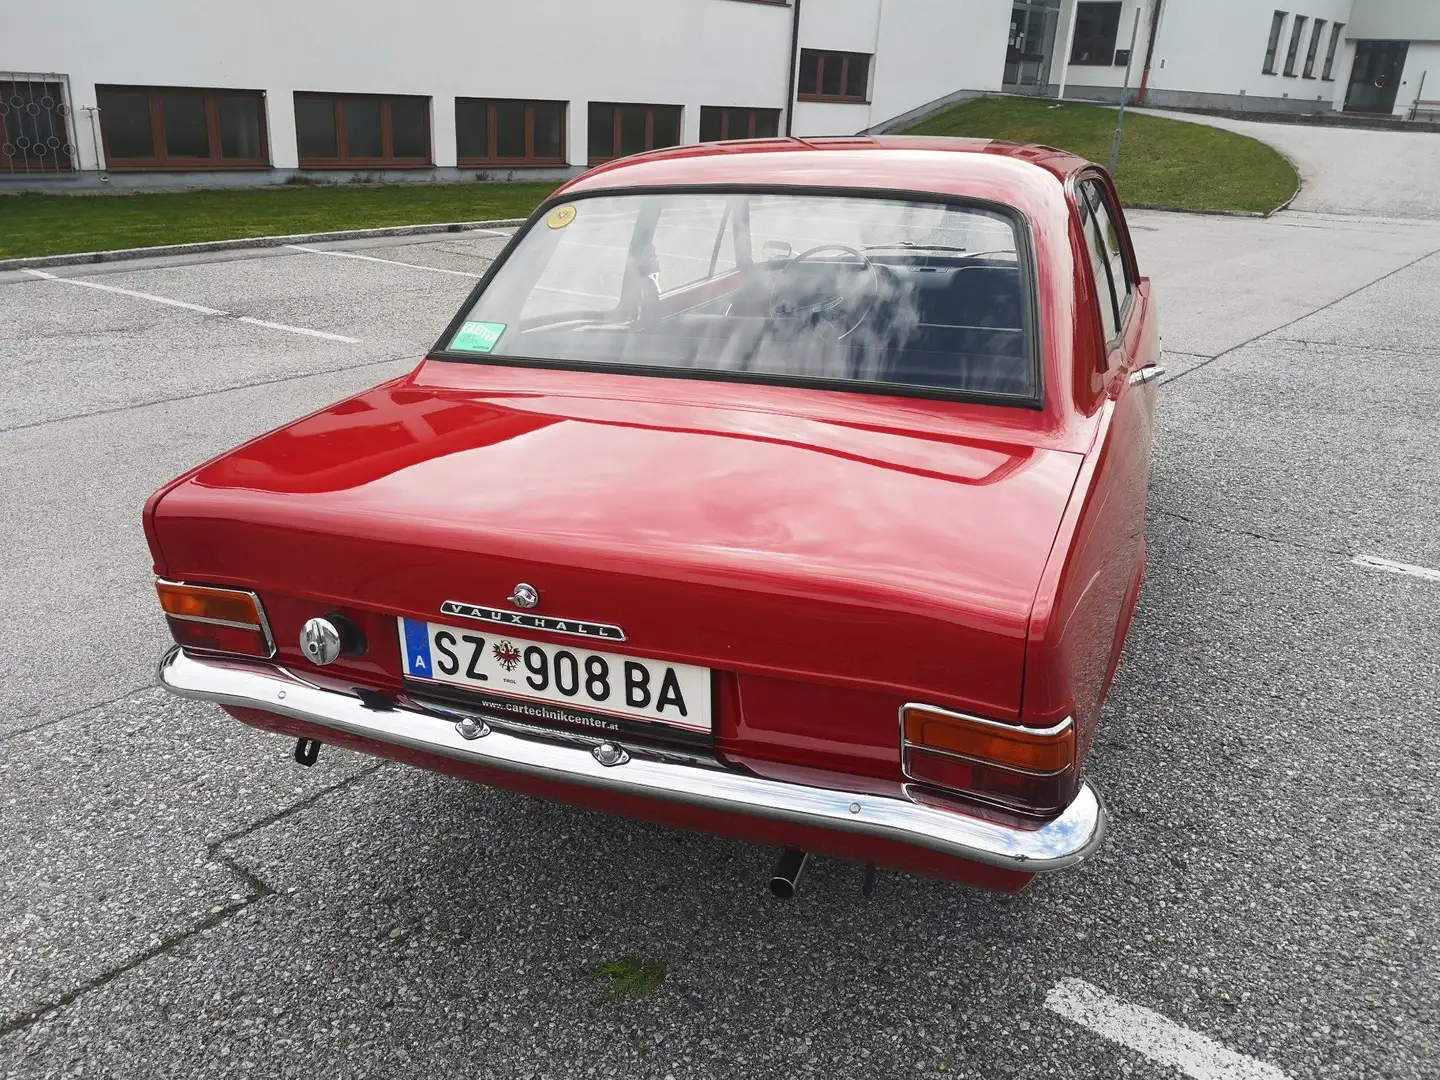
(1005, 1, 1062, 95)
(1344, 40, 1409, 114)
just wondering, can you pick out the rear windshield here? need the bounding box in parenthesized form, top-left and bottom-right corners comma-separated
(443, 192, 1036, 401)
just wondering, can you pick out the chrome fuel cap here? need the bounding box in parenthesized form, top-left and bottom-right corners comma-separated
(299, 617, 342, 666)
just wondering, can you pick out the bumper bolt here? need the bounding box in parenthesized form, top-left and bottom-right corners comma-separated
(455, 716, 489, 740)
(592, 741, 629, 767)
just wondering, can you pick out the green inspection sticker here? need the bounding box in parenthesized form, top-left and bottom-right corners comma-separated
(450, 321, 507, 353)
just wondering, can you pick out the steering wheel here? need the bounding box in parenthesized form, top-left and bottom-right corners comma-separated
(767, 244, 879, 340)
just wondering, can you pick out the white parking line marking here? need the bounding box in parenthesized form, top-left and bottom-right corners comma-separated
(1351, 554, 1440, 582)
(285, 244, 483, 278)
(234, 317, 361, 343)
(21, 268, 225, 314)
(1044, 979, 1288, 1080)
(22, 267, 361, 343)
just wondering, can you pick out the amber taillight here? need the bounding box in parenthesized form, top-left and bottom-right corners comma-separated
(900, 704, 1076, 816)
(156, 579, 275, 658)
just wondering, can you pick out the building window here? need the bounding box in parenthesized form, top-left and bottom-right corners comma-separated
(1302, 19, 1326, 78)
(587, 102, 681, 164)
(294, 93, 430, 167)
(1283, 15, 1308, 76)
(1262, 11, 1287, 74)
(1322, 23, 1344, 80)
(797, 50, 871, 102)
(96, 86, 267, 170)
(1, 77, 74, 175)
(1069, 3, 1122, 66)
(456, 99, 566, 166)
(699, 106, 781, 141)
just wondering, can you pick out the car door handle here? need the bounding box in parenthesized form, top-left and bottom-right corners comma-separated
(1129, 365, 1165, 386)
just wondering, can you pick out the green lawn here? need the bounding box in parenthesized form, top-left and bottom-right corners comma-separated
(0, 181, 559, 259)
(1, 100, 1295, 259)
(904, 97, 1298, 214)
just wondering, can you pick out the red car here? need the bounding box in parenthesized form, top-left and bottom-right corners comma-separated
(150, 137, 1159, 895)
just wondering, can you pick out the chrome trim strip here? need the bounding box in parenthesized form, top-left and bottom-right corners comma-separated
(157, 579, 276, 659)
(158, 648, 1106, 873)
(165, 613, 265, 632)
(899, 702, 1075, 740)
(896, 703, 1076, 790)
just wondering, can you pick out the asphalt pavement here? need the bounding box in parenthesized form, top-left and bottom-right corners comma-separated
(2, 188, 1439, 1078)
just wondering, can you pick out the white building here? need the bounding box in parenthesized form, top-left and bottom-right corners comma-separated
(1009, 0, 1439, 117)
(1, 0, 1435, 189)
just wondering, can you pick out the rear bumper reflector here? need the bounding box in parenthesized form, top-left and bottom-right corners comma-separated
(157, 647, 1107, 873)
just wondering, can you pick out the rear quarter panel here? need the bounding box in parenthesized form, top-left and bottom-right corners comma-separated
(1023, 182, 1159, 764)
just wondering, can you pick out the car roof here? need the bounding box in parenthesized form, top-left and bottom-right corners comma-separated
(558, 136, 1095, 200)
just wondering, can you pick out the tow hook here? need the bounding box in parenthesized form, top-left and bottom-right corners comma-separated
(294, 737, 321, 767)
(769, 848, 809, 899)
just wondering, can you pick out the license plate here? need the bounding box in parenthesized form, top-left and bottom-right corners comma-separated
(398, 618, 711, 736)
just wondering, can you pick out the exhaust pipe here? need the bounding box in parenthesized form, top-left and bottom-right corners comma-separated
(769, 848, 809, 899)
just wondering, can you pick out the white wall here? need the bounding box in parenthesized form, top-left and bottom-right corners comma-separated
(1060, 0, 1356, 109)
(1397, 42, 1440, 114)
(3, 0, 795, 171)
(869, 0, 1011, 126)
(1350, 0, 1440, 41)
(1054, 0, 1151, 93)
(790, 0, 1010, 136)
(1158, 0, 1355, 106)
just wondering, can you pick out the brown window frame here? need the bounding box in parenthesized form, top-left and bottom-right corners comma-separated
(587, 102, 683, 165)
(294, 92, 432, 169)
(455, 98, 567, 167)
(1069, 2, 1123, 66)
(96, 85, 269, 171)
(698, 106, 782, 141)
(796, 50, 872, 103)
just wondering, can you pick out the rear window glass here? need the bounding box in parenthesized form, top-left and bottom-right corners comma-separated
(444, 192, 1035, 401)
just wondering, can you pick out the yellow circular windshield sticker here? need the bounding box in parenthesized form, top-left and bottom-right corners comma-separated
(547, 205, 577, 229)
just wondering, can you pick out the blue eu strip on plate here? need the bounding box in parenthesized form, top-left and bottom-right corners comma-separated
(402, 618, 432, 676)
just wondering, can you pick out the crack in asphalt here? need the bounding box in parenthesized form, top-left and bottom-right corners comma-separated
(1273, 336, 1440, 356)
(208, 761, 388, 851)
(0, 683, 160, 743)
(0, 761, 388, 1038)
(1155, 508, 1352, 557)
(1160, 243, 1440, 388)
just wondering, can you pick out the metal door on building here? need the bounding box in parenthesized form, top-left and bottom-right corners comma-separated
(1344, 41, 1409, 114)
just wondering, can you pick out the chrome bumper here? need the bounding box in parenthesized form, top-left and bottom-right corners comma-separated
(158, 647, 1107, 873)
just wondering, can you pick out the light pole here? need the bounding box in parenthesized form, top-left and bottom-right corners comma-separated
(1108, 7, 1143, 175)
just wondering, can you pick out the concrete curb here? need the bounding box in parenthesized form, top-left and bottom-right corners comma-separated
(1126, 203, 1265, 218)
(0, 218, 527, 272)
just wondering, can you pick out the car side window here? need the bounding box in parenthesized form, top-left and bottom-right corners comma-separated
(1083, 180, 1133, 322)
(1079, 192, 1120, 345)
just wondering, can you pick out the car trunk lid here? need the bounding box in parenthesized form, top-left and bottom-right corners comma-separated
(148, 363, 1082, 722)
